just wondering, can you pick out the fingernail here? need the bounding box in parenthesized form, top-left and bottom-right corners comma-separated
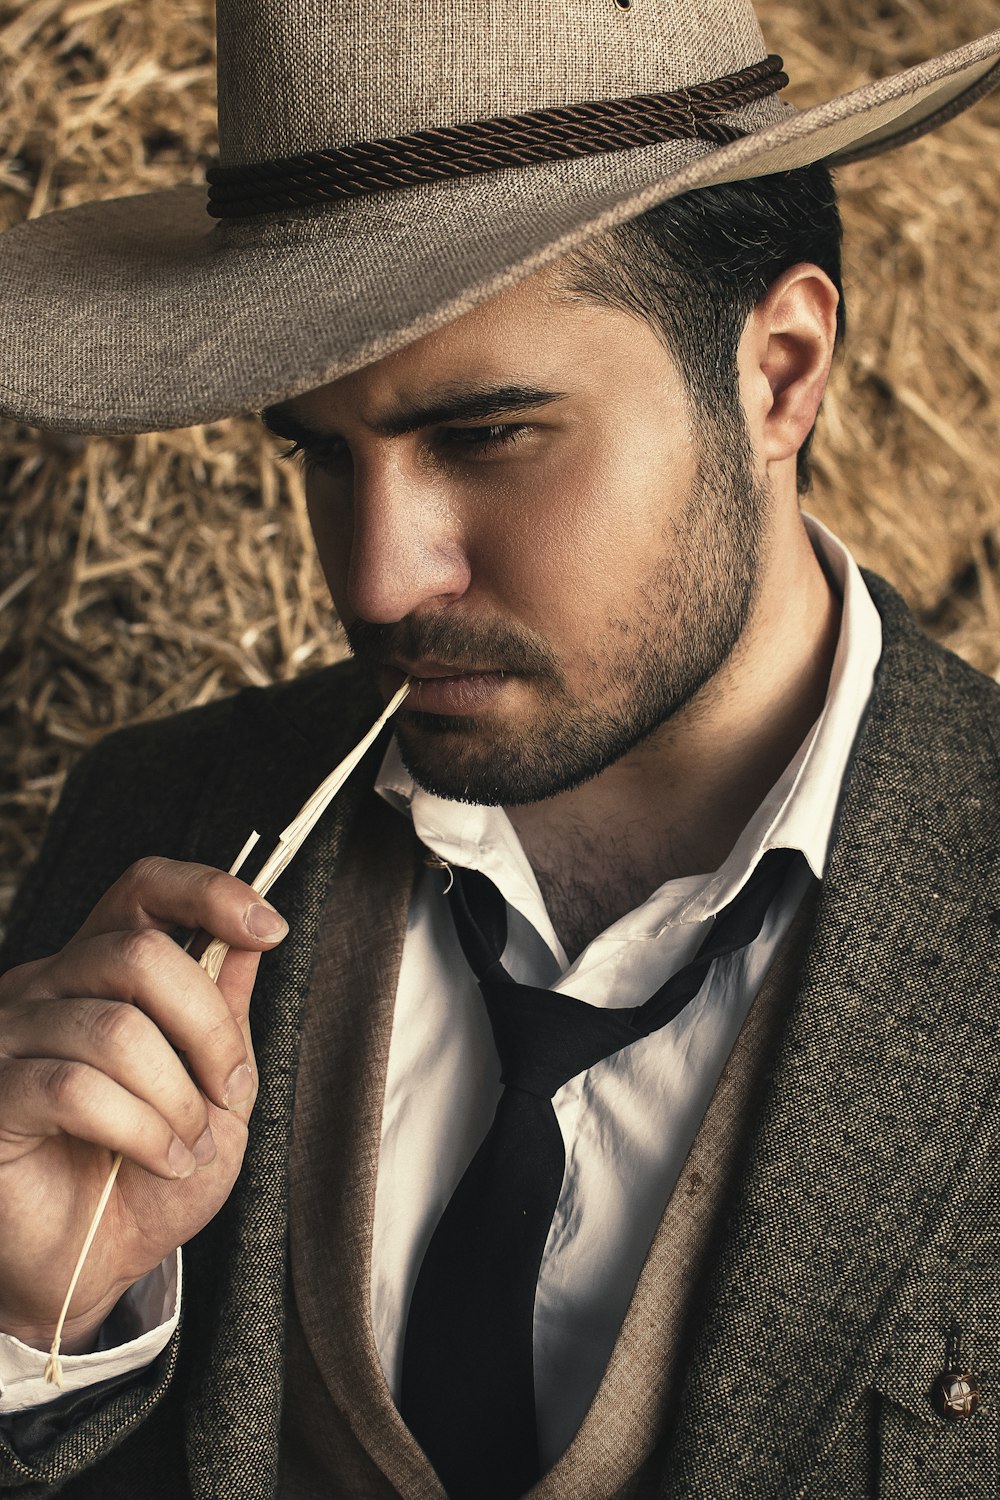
(224, 1062, 254, 1108)
(246, 902, 288, 940)
(192, 1126, 216, 1166)
(168, 1137, 197, 1179)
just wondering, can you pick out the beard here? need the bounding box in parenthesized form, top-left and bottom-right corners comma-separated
(346, 411, 769, 806)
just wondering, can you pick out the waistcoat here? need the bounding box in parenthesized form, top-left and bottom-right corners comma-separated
(277, 804, 816, 1499)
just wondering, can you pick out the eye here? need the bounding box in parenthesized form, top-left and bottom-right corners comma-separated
(441, 423, 531, 457)
(277, 438, 348, 475)
(276, 422, 532, 475)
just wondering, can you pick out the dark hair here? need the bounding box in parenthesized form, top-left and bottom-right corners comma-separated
(558, 163, 845, 494)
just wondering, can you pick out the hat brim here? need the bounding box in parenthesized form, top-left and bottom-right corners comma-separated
(2, 31, 998, 434)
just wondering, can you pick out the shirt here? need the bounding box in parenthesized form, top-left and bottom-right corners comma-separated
(0, 516, 881, 1439)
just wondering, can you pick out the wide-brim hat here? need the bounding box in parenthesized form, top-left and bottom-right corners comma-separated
(2, 0, 999, 436)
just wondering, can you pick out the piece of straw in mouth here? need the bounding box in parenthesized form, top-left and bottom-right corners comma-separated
(197, 677, 411, 976)
(44, 679, 410, 1385)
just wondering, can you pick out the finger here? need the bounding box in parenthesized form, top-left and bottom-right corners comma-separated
(70, 857, 288, 953)
(2, 998, 217, 1159)
(0, 1057, 209, 1181)
(215, 946, 262, 1029)
(214, 947, 261, 1101)
(24, 928, 253, 1110)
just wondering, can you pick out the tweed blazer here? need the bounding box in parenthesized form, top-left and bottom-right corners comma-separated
(0, 571, 997, 1499)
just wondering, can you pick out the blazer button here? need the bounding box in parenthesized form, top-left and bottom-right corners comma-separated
(931, 1370, 981, 1421)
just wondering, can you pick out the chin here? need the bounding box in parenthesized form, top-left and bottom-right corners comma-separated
(395, 714, 640, 808)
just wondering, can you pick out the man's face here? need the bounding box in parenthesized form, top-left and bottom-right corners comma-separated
(273, 264, 770, 805)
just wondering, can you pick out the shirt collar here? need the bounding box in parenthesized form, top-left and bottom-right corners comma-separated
(375, 514, 881, 931)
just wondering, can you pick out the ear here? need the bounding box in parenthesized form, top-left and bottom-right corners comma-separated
(738, 263, 840, 478)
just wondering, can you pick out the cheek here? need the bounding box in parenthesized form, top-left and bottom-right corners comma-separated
(470, 462, 610, 622)
(492, 439, 693, 628)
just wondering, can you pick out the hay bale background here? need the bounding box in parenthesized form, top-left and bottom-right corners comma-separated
(1, 0, 998, 928)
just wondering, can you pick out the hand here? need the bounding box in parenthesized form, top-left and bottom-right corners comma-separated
(0, 857, 288, 1352)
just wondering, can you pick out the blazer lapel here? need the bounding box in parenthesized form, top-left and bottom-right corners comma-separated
(660, 578, 1000, 1498)
(176, 663, 395, 1500)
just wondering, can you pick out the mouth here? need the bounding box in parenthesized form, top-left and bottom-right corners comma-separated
(379, 659, 511, 716)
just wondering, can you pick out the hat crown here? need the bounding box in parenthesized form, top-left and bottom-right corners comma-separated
(216, 0, 769, 166)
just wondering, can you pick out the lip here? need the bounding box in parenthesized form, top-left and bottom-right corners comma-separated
(380, 660, 510, 715)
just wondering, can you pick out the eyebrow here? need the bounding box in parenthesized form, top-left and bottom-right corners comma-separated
(260, 382, 569, 446)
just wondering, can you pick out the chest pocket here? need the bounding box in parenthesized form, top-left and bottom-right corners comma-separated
(873, 1362, 996, 1498)
(793, 1224, 999, 1500)
(870, 1249, 998, 1499)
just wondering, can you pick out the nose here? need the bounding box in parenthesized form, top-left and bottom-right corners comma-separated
(339, 458, 472, 625)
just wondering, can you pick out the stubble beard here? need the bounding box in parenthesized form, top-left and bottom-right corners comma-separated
(346, 415, 769, 806)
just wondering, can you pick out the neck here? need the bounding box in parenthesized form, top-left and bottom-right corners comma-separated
(505, 513, 840, 959)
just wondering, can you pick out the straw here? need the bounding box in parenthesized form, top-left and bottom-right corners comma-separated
(43, 679, 409, 1385)
(198, 676, 411, 977)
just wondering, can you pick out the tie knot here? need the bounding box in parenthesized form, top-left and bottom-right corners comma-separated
(447, 848, 799, 1094)
(481, 979, 638, 1098)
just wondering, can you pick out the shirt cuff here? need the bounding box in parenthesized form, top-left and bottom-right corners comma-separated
(0, 1250, 180, 1413)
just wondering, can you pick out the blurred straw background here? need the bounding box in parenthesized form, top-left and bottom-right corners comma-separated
(1, 0, 998, 929)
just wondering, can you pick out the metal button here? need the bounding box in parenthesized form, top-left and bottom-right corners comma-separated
(931, 1370, 981, 1422)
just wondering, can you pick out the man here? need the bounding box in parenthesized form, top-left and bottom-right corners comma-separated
(0, 2, 998, 1496)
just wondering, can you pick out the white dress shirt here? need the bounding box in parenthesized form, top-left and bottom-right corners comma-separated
(0, 516, 881, 1446)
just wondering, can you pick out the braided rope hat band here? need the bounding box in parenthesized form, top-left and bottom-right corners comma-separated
(0, 1, 998, 433)
(205, 55, 789, 217)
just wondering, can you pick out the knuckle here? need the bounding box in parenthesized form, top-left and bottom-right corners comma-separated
(123, 855, 169, 890)
(118, 925, 174, 976)
(87, 998, 142, 1053)
(184, 1010, 244, 1091)
(45, 1059, 90, 1113)
(113, 856, 171, 918)
(144, 1065, 205, 1143)
(199, 1006, 239, 1049)
(0, 956, 45, 1007)
(181, 1091, 211, 1139)
(201, 866, 240, 909)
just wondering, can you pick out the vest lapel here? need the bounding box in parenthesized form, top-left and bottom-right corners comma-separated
(659, 581, 1000, 1498)
(523, 888, 818, 1500)
(287, 794, 446, 1498)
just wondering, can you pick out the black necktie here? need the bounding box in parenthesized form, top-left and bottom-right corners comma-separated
(400, 846, 796, 1500)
